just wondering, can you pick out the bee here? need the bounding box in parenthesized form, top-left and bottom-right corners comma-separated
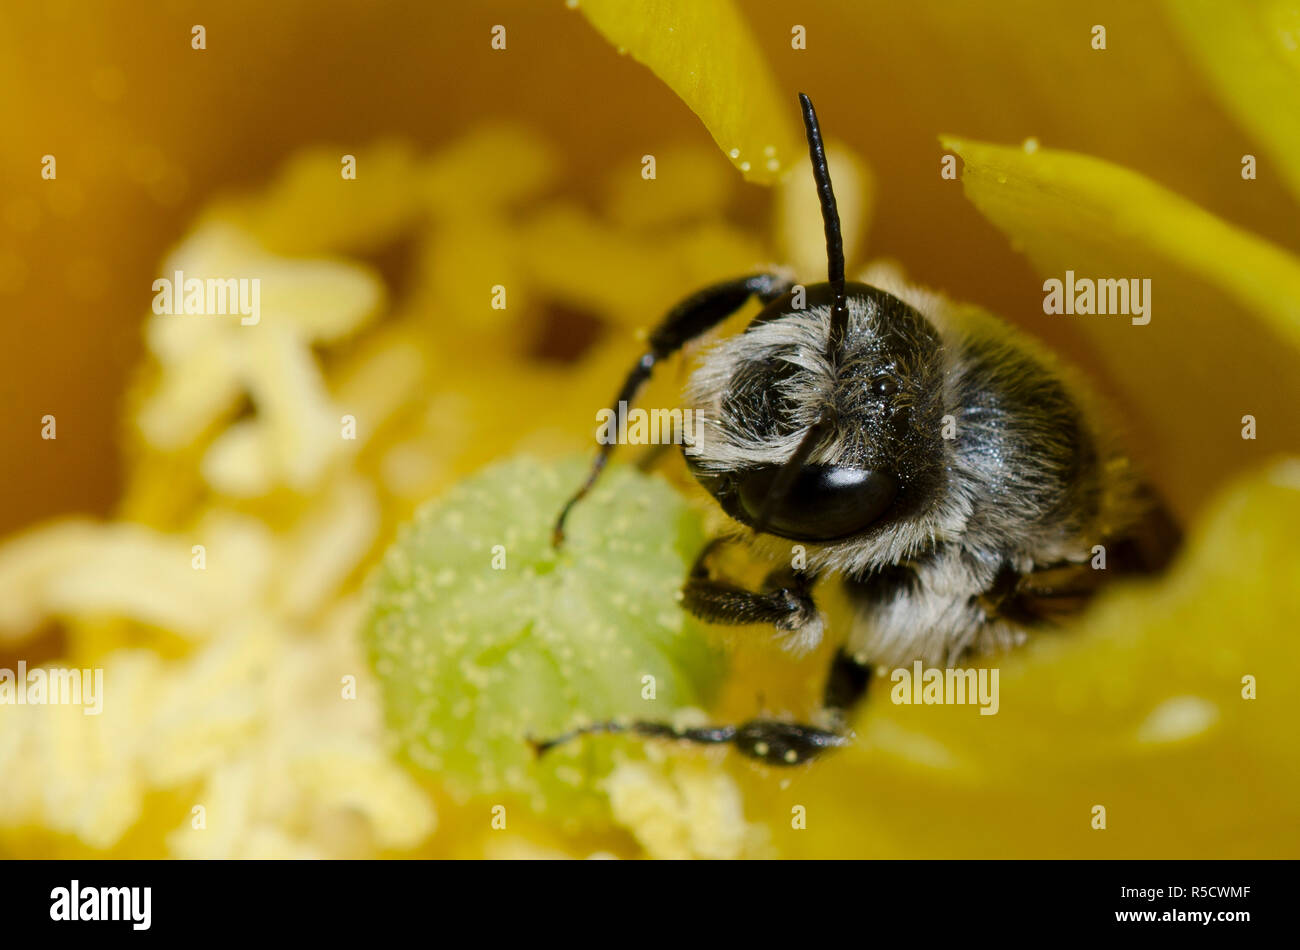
(538, 93, 1179, 766)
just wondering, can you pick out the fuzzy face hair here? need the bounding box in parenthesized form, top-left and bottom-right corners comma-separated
(684, 282, 958, 576)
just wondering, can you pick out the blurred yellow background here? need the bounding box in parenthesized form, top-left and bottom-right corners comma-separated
(1, 0, 1297, 859)
(4, 0, 1297, 536)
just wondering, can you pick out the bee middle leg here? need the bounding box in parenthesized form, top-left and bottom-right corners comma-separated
(530, 648, 871, 767)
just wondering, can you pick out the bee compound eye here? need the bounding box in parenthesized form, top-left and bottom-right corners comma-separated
(733, 463, 898, 541)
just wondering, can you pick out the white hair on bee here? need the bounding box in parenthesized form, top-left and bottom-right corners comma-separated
(684, 306, 837, 470)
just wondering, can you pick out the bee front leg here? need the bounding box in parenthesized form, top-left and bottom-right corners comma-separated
(680, 538, 824, 647)
(552, 273, 793, 546)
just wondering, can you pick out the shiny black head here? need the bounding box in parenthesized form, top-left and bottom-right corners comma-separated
(687, 282, 947, 542)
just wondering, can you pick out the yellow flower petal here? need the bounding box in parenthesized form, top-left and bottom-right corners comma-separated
(576, 0, 801, 184)
(1164, 0, 1300, 203)
(942, 135, 1300, 514)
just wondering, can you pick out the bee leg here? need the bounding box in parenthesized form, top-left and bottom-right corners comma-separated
(680, 538, 823, 637)
(529, 652, 870, 767)
(681, 577, 821, 632)
(820, 646, 872, 730)
(530, 718, 849, 767)
(553, 273, 793, 546)
(978, 560, 1111, 628)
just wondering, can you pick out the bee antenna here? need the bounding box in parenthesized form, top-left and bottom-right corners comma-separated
(798, 92, 849, 358)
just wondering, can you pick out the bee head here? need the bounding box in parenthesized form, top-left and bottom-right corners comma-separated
(684, 283, 947, 541)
